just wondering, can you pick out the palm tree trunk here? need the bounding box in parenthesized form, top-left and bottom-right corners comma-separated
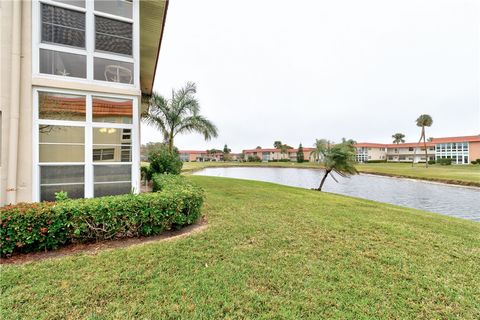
(423, 130, 428, 168)
(168, 131, 174, 153)
(317, 169, 331, 191)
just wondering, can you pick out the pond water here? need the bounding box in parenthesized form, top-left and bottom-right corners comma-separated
(193, 167, 480, 222)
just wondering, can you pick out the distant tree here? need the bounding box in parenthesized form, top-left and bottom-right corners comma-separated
(142, 82, 218, 153)
(415, 114, 433, 168)
(312, 139, 331, 163)
(273, 141, 282, 149)
(392, 133, 405, 144)
(297, 143, 305, 163)
(314, 139, 358, 191)
(427, 137, 433, 142)
(256, 146, 262, 149)
(223, 144, 231, 154)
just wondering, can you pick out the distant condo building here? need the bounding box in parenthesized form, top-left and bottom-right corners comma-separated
(242, 147, 316, 162)
(354, 135, 480, 164)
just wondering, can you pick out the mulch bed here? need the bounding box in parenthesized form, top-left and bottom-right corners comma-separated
(1, 218, 207, 265)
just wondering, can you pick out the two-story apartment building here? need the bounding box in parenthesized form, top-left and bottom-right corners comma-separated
(242, 147, 316, 162)
(1, 0, 168, 205)
(355, 135, 480, 164)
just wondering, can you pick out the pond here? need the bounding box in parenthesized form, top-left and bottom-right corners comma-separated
(193, 167, 480, 222)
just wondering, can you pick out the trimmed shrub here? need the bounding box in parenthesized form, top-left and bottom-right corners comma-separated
(152, 173, 189, 192)
(0, 176, 204, 256)
(141, 164, 153, 182)
(247, 155, 261, 162)
(365, 160, 387, 163)
(437, 158, 452, 165)
(471, 160, 478, 165)
(148, 144, 183, 175)
(428, 160, 436, 165)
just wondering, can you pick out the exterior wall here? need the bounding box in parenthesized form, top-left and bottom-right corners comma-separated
(1, 1, 33, 204)
(1, 1, 146, 205)
(469, 142, 480, 162)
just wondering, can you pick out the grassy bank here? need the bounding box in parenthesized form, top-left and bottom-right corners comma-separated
(181, 161, 480, 186)
(1, 176, 479, 319)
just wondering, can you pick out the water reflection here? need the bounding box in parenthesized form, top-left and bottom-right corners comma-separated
(194, 167, 480, 222)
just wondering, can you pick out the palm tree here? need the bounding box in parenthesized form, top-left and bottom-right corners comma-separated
(142, 82, 218, 153)
(415, 114, 433, 168)
(392, 133, 405, 144)
(313, 139, 358, 191)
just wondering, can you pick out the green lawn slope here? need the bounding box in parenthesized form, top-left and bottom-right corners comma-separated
(1, 176, 479, 319)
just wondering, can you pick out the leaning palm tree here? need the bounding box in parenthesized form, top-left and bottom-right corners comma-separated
(415, 114, 433, 168)
(314, 139, 358, 191)
(392, 133, 405, 144)
(142, 82, 218, 153)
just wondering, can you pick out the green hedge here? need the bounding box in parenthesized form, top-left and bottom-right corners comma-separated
(365, 160, 387, 163)
(437, 158, 452, 165)
(0, 176, 204, 256)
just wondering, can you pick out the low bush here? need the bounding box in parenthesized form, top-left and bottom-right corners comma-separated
(247, 155, 261, 162)
(0, 176, 204, 256)
(471, 160, 478, 165)
(365, 160, 387, 163)
(437, 158, 452, 166)
(428, 160, 436, 165)
(148, 144, 183, 175)
(141, 164, 153, 182)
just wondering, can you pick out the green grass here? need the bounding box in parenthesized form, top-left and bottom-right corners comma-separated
(355, 162, 480, 186)
(1, 176, 479, 319)
(181, 161, 480, 186)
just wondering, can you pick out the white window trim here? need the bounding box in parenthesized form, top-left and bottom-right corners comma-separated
(32, 87, 140, 201)
(32, 0, 139, 88)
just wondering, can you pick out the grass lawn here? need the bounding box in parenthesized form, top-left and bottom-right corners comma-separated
(181, 161, 480, 186)
(1, 176, 479, 319)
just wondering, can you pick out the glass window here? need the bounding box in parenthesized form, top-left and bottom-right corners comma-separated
(94, 164, 132, 196)
(94, 57, 134, 84)
(40, 49, 86, 78)
(95, 16, 132, 56)
(39, 125, 85, 162)
(94, 0, 133, 19)
(42, 4, 85, 48)
(93, 127, 131, 162)
(40, 165, 84, 201)
(39, 92, 86, 121)
(92, 96, 132, 123)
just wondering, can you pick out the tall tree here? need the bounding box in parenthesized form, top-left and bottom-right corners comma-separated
(313, 139, 358, 191)
(415, 114, 433, 168)
(392, 133, 405, 144)
(297, 143, 305, 163)
(223, 144, 231, 154)
(142, 82, 218, 153)
(273, 141, 282, 149)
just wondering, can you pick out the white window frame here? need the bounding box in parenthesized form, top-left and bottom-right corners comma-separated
(32, 87, 140, 202)
(32, 0, 140, 89)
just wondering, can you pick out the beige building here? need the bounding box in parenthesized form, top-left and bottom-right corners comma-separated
(355, 135, 480, 164)
(1, 0, 168, 204)
(242, 147, 316, 162)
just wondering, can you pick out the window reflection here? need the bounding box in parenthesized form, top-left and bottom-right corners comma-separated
(95, 0, 133, 19)
(39, 92, 86, 121)
(42, 4, 85, 48)
(40, 49, 86, 78)
(39, 125, 85, 162)
(92, 96, 132, 123)
(94, 57, 133, 84)
(93, 127, 131, 162)
(95, 16, 132, 56)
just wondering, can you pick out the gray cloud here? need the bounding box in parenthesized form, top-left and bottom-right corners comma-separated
(142, 0, 480, 152)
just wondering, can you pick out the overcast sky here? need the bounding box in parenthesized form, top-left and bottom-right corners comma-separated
(142, 0, 480, 152)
